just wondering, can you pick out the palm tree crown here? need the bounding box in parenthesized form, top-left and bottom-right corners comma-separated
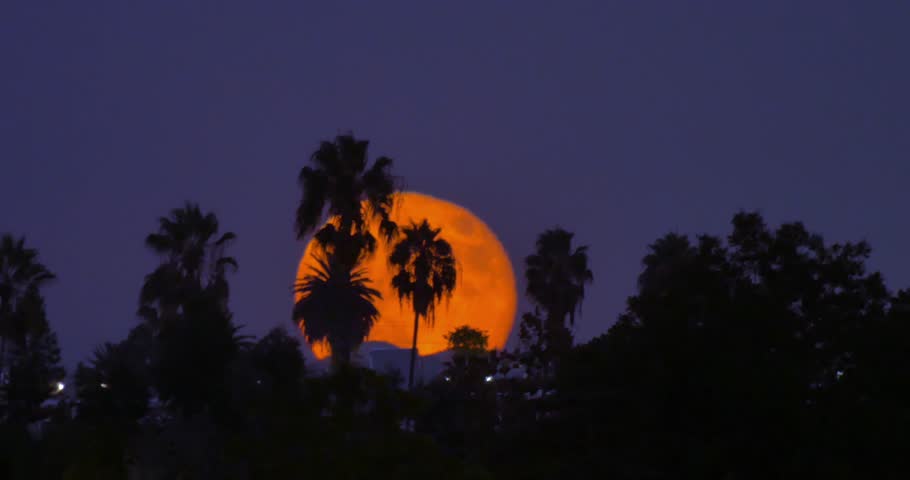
(0, 235, 55, 375)
(525, 228, 593, 327)
(389, 219, 457, 388)
(139, 203, 237, 327)
(293, 254, 381, 366)
(390, 220, 458, 323)
(296, 134, 398, 267)
(0, 235, 55, 315)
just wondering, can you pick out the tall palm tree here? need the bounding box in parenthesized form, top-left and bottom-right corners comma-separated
(139, 203, 237, 329)
(524, 228, 593, 354)
(0, 235, 55, 377)
(293, 253, 381, 366)
(295, 134, 398, 268)
(139, 204, 242, 416)
(389, 220, 457, 389)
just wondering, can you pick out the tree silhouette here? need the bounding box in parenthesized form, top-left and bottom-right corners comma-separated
(1, 286, 64, 424)
(138, 203, 242, 416)
(294, 254, 381, 366)
(531, 212, 896, 478)
(445, 326, 489, 355)
(442, 325, 494, 387)
(293, 134, 398, 360)
(249, 327, 306, 394)
(295, 134, 398, 267)
(75, 340, 149, 426)
(421, 325, 496, 461)
(389, 219, 457, 389)
(0, 235, 55, 382)
(139, 203, 237, 329)
(520, 228, 592, 375)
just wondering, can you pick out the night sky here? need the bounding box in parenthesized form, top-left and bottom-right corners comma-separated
(2, 2, 909, 367)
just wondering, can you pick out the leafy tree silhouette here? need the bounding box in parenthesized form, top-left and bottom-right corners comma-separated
(442, 325, 495, 387)
(446, 325, 489, 355)
(2, 286, 64, 424)
(75, 339, 149, 427)
(248, 327, 306, 396)
(420, 325, 497, 461)
(535, 212, 895, 479)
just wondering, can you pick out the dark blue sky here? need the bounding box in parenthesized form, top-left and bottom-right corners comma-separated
(2, 1, 909, 367)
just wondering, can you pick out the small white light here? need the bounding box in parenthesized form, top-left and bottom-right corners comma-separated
(100, 383, 109, 389)
(836, 370, 844, 380)
(444, 376, 451, 382)
(55, 382, 65, 393)
(484, 375, 493, 383)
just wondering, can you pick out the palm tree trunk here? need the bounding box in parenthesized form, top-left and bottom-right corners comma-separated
(408, 311, 419, 389)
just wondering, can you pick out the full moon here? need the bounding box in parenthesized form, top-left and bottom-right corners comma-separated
(296, 192, 517, 359)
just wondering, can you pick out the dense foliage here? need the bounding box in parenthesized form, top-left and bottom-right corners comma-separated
(2, 135, 909, 479)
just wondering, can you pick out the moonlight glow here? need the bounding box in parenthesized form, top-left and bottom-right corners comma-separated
(296, 192, 517, 359)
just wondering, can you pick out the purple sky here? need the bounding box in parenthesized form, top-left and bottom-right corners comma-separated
(2, 2, 909, 367)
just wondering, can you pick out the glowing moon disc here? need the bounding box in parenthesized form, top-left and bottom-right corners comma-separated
(296, 192, 517, 359)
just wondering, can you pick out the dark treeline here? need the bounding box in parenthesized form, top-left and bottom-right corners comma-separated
(1, 134, 909, 479)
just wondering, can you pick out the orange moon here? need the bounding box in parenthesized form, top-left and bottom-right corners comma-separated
(296, 192, 517, 359)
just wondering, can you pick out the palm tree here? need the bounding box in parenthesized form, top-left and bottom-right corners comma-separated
(295, 134, 398, 268)
(293, 253, 381, 366)
(524, 228, 593, 355)
(138, 204, 241, 416)
(389, 220, 457, 389)
(139, 203, 237, 329)
(0, 235, 55, 377)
